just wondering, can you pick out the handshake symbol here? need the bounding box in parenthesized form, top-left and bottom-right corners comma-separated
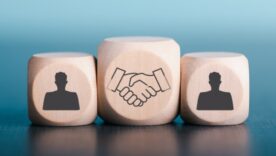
(108, 67, 170, 107)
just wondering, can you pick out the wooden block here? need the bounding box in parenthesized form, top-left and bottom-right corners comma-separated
(28, 52, 97, 126)
(98, 36, 180, 125)
(180, 52, 249, 125)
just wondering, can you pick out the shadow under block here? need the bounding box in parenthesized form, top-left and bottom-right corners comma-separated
(98, 36, 180, 125)
(180, 52, 249, 125)
(28, 52, 97, 126)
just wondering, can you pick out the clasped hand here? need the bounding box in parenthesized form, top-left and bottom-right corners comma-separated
(108, 68, 170, 107)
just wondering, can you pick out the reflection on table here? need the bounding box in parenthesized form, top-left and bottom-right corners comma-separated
(177, 124, 249, 156)
(28, 125, 97, 156)
(28, 123, 249, 156)
(96, 124, 178, 156)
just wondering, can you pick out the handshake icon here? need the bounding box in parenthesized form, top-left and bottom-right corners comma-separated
(108, 67, 170, 107)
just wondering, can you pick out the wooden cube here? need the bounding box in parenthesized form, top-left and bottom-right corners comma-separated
(98, 36, 180, 125)
(28, 52, 97, 126)
(180, 52, 249, 125)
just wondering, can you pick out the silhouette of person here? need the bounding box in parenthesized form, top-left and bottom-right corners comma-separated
(197, 72, 233, 110)
(43, 72, 80, 110)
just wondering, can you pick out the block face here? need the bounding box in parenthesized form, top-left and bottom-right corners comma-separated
(187, 64, 243, 123)
(105, 51, 172, 120)
(98, 37, 180, 125)
(32, 64, 92, 123)
(28, 52, 97, 126)
(181, 52, 249, 125)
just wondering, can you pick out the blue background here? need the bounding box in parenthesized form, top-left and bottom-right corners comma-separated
(0, 0, 275, 122)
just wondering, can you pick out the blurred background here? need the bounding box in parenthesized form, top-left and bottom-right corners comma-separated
(0, 0, 276, 155)
(1, 0, 275, 114)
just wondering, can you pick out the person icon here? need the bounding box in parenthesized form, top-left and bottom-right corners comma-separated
(197, 72, 233, 110)
(43, 72, 80, 110)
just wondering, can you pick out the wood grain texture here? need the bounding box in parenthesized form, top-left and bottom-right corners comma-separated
(180, 52, 249, 125)
(97, 36, 180, 125)
(28, 52, 97, 126)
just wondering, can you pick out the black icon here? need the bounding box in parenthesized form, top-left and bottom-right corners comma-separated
(107, 67, 170, 107)
(197, 72, 233, 110)
(43, 72, 80, 110)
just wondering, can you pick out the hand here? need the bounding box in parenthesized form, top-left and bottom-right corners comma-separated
(128, 80, 157, 104)
(129, 73, 161, 92)
(117, 73, 157, 106)
(108, 67, 170, 107)
(119, 87, 143, 107)
(115, 73, 145, 106)
(116, 73, 136, 92)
